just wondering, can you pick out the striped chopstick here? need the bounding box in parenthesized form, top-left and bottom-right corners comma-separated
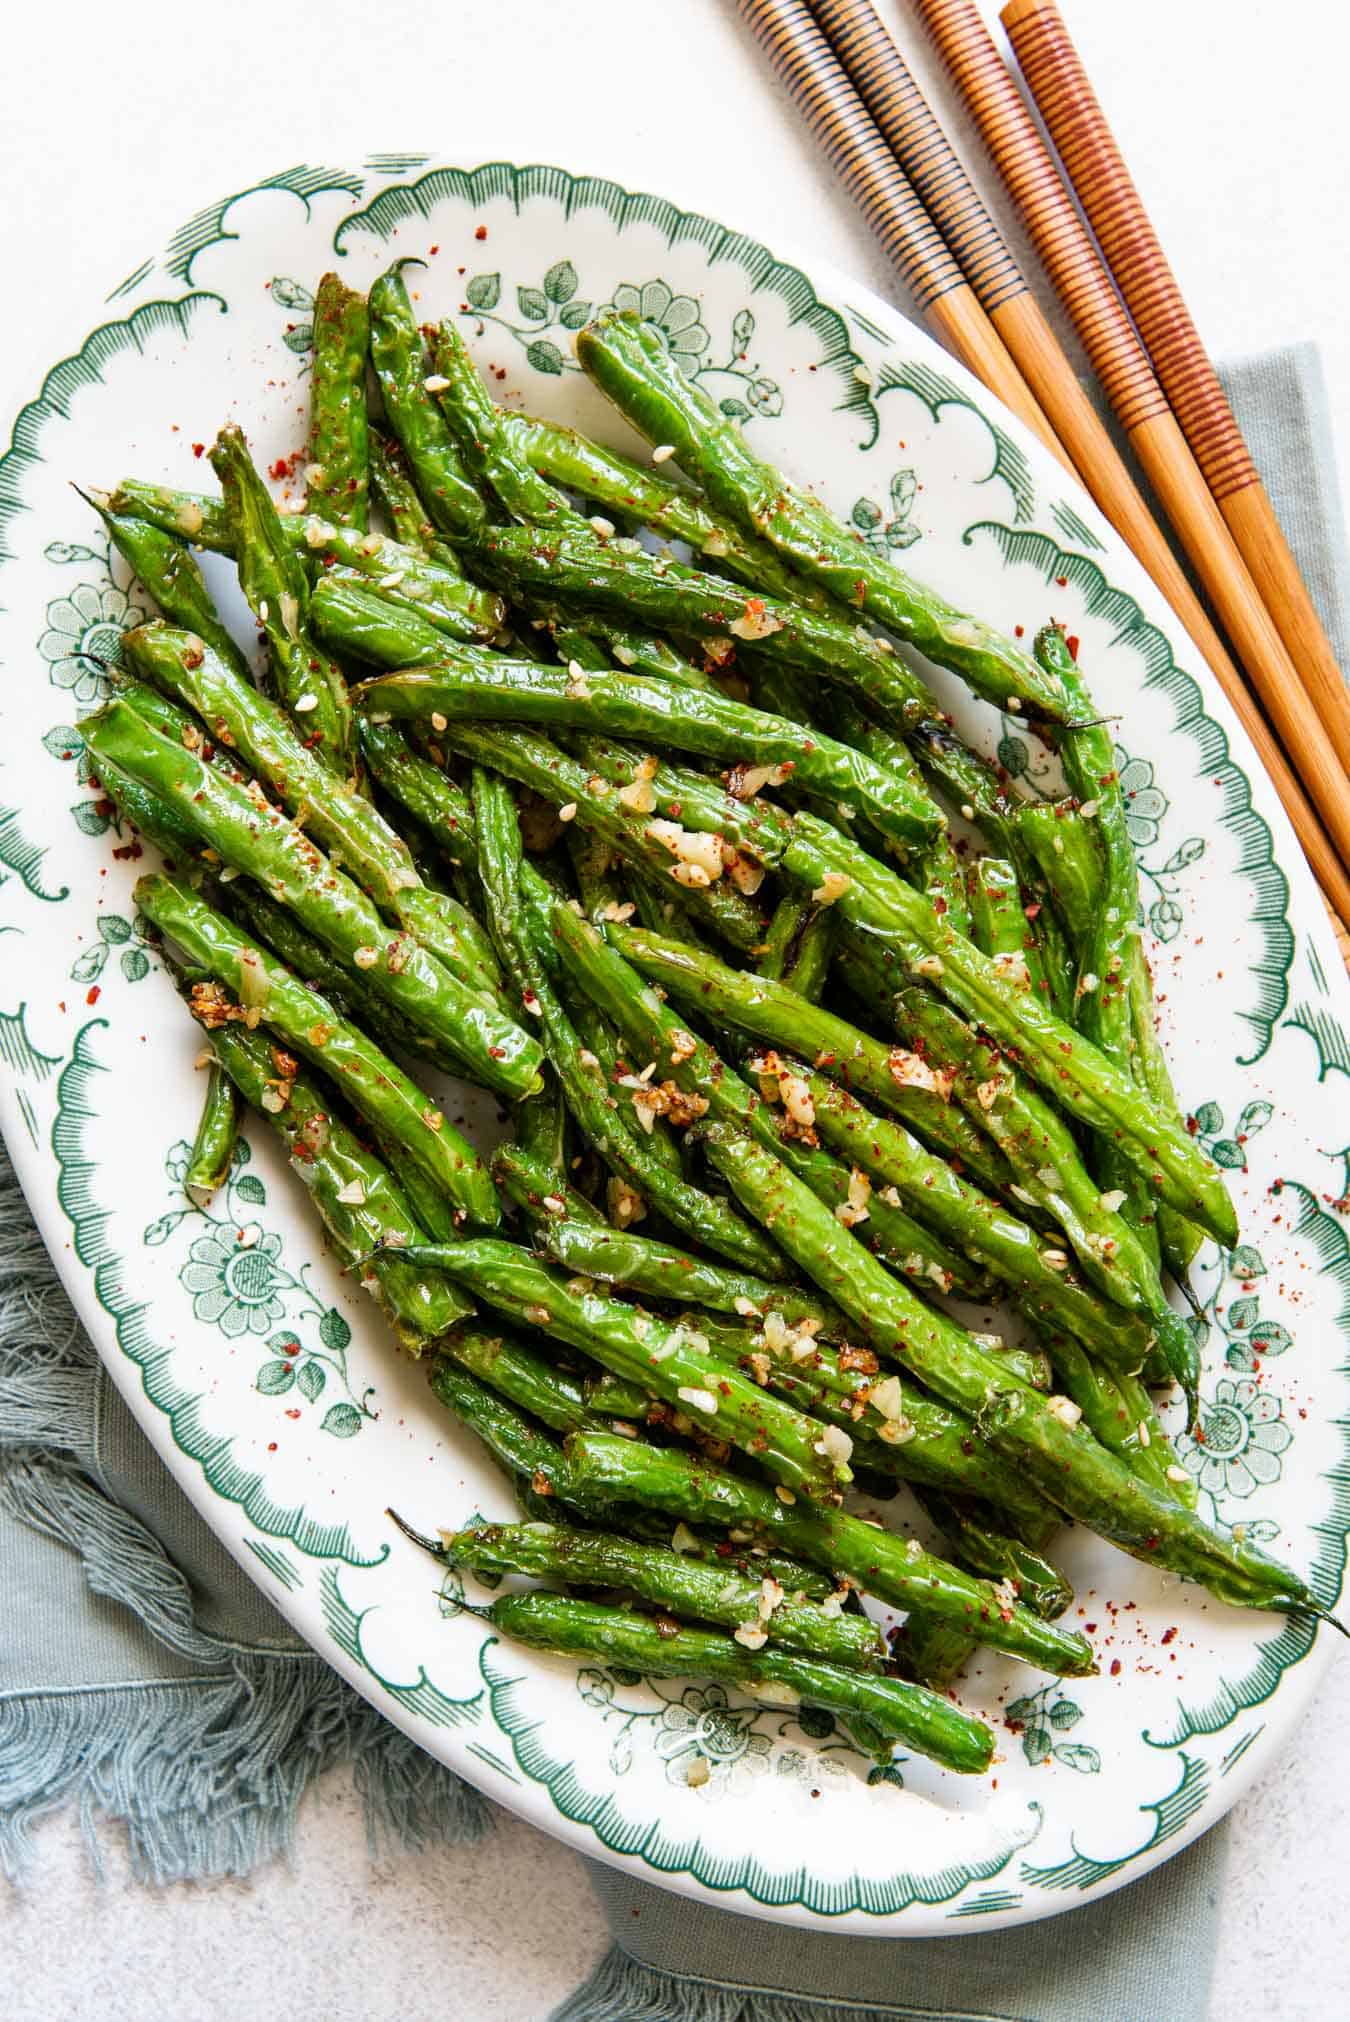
(1002, 0, 1350, 787)
(735, 0, 1069, 465)
(914, 0, 1350, 937)
(803, 0, 1263, 758)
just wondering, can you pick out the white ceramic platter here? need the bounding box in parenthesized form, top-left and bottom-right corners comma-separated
(0, 159, 1346, 1935)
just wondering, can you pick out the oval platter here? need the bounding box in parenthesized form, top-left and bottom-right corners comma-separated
(0, 157, 1346, 1934)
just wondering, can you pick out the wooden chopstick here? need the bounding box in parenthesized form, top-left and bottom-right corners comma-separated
(914, 0, 1350, 936)
(735, 0, 1070, 466)
(1001, 0, 1350, 786)
(803, 0, 1276, 767)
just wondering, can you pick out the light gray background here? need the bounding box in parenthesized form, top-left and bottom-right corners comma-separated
(1, 1, 1346, 2015)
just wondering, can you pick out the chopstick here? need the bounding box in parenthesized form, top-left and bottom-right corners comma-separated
(801, 0, 1274, 770)
(736, 0, 1069, 466)
(914, 0, 1350, 935)
(1001, 0, 1350, 787)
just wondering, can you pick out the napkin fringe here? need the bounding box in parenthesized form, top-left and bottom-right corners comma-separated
(0, 1156, 490, 1885)
(552, 1945, 925, 2022)
(0, 1658, 490, 1886)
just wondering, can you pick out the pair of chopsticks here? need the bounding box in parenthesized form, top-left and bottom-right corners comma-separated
(738, 0, 1350, 949)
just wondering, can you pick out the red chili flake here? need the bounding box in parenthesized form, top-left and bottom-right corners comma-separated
(429, 243, 439, 255)
(474, 225, 488, 241)
(267, 1441, 278, 1453)
(1065, 634, 1080, 661)
(1161, 1626, 1178, 1645)
(86, 986, 101, 1005)
(1054, 575, 1068, 587)
(284, 1408, 301, 1420)
(192, 442, 206, 459)
(268, 458, 290, 481)
(1110, 1658, 1122, 1676)
(1084, 1623, 1097, 1633)
(1014, 624, 1025, 638)
(932, 895, 948, 915)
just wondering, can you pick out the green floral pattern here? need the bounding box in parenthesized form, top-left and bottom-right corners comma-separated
(459, 268, 784, 418)
(1188, 1095, 1273, 1175)
(1115, 743, 1208, 942)
(574, 1663, 860, 1794)
(146, 1136, 377, 1436)
(1004, 1684, 1099, 1774)
(605, 279, 708, 362)
(1174, 1377, 1293, 1503)
(182, 1220, 296, 1337)
(39, 579, 145, 710)
(68, 909, 153, 987)
(269, 275, 315, 358)
(851, 468, 921, 553)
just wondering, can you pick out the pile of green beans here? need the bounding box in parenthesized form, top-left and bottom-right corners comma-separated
(80, 265, 1333, 1791)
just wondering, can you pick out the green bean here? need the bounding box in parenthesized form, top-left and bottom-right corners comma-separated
(1046, 1334, 1195, 1506)
(431, 1331, 834, 1597)
(569, 732, 790, 864)
(139, 872, 500, 1228)
(791, 1062, 1158, 1374)
(758, 893, 835, 1003)
(435, 1521, 884, 1668)
(221, 881, 467, 1078)
(447, 721, 766, 953)
(702, 1125, 1318, 1617)
(691, 1315, 1055, 1533)
(494, 1141, 604, 1225)
(468, 523, 942, 733)
(182, 1062, 242, 1208)
(357, 716, 479, 871)
(885, 983, 1168, 1294)
(909, 717, 1026, 853)
(564, 1430, 1094, 1675)
(502, 410, 827, 607)
(368, 265, 486, 541)
(967, 856, 1052, 1004)
(430, 319, 581, 530)
(886, 982, 1199, 1406)
(208, 424, 352, 770)
(189, 1012, 473, 1351)
(83, 700, 541, 1099)
(355, 659, 940, 854)
(534, 606, 712, 688)
(783, 813, 1237, 1244)
(308, 274, 370, 529)
(481, 1147, 839, 1327)
(471, 764, 784, 1276)
(483, 1589, 992, 1770)
(368, 431, 459, 562)
(913, 1492, 1071, 1620)
(84, 494, 252, 684)
(893, 1613, 977, 1690)
(511, 1077, 570, 1179)
(575, 313, 1073, 725)
(606, 921, 1010, 1195)
(122, 622, 502, 1000)
(107, 479, 504, 641)
(413, 1236, 849, 1495)
(429, 1354, 577, 1492)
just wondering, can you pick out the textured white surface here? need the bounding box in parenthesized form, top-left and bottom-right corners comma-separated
(0, 0, 1345, 2014)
